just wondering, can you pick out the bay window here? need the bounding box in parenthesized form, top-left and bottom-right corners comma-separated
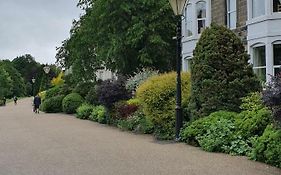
(185, 4, 193, 37)
(274, 44, 281, 75)
(253, 46, 266, 81)
(196, 1, 206, 34)
(273, 0, 281, 13)
(252, 0, 265, 18)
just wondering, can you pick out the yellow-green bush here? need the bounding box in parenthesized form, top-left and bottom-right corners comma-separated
(136, 72, 191, 139)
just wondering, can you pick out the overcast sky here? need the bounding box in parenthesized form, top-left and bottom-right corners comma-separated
(0, 0, 81, 64)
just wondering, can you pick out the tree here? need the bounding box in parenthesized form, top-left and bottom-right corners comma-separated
(0, 60, 26, 97)
(0, 67, 12, 98)
(188, 24, 261, 119)
(56, 0, 177, 80)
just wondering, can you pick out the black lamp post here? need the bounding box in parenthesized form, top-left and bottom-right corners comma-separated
(43, 65, 50, 90)
(31, 77, 35, 96)
(169, 0, 187, 140)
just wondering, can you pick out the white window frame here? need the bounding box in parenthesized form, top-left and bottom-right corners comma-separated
(273, 41, 281, 75)
(252, 44, 266, 81)
(227, 0, 237, 29)
(196, 1, 207, 34)
(252, 0, 265, 18)
(184, 3, 193, 37)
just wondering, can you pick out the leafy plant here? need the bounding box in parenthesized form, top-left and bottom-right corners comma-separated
(73, 81, 96, 98)
(90, 105, 107, 124)
(85, 87, 98, 105)
(41, 95, 65, 113)
(76, 104, 94, 120)
(113, 101, 138, 120)
(62, 93, 84, 114)
(189, 24, 261, 119)
(137, 72, 191, 140)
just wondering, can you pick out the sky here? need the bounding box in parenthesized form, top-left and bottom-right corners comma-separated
(0, 0, 81, 64)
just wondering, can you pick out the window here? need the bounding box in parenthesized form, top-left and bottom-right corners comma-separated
(252, 0, 265, 18)
(274, 44, 281, 75)
(196, 1, 206, 34)
(273, 0, 281, 13)
(185, 4, 193, 37)
(183, 57, 192, 72)
(227, 0, 236, 29)
(253, 46, 266, 81)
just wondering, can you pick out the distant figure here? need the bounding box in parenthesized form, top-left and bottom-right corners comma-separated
(3, 97, 6, 106)
(33, 95, 41, 114)
(13, 96, 18, 105)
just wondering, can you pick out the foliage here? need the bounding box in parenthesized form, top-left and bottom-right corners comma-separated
(85, 88, 98, 105)
(73, 81, 96, 98)
(90, 105, 107, 124)
(117, 110, 154, 134)
(51, 72, 64, 87)
(45, 86, 61, 99)
(0, 67, 12, 98)
(236, 108, 272, 138)
(180, 111, 237, 145)
(62, 93, 84, 114)
(56, 0, 177, 78)
(41, 95, 64, 113)
(0, 60, 26, 97)
(126, 98, 141, 106)
(137, 72, 191, 140)
(251, 125, 281, 168)
(126, 68, 158, 93)
(96, 78, 131, 108)
(188, 24, 261, 119)
(262, 74, 281, 126)
(76, 104, 94, 120)
(240, 92, 265, 111)
(113, 101, 138, 120)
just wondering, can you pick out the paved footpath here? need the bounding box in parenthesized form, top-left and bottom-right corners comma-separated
(0, 98, 280, 175)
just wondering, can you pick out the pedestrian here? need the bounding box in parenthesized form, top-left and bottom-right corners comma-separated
(3, 97, 6, 106)
(33, 95, 41, 114)
(13, 96, 18, 105)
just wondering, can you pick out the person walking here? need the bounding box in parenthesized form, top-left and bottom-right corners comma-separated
(33, 95, 41, 114)
(3, 97, 6, 106)
(13, 96, 18, 105)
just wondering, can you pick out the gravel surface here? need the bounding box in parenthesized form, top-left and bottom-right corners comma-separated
(0, 98, 280, 175)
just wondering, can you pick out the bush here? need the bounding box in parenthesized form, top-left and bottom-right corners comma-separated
(251, 125, 281, 168)
(137, 72, 191, 140)
(76, 104, 94, 120)
(74, 81, 96, 98)
(126, 68, 158, 93)
(90, 105, 107, 124)
(41, 95, 64, 113)
(45, 86, 61, 99)
(113, 101, 138, 120)
(262, 74, 281, 126)
(240, 92, 265, 111)
(96, 78, 131, 108)
(180, 111, 237, 146)
(189, 24, 261, 119)
(117, 110, 153, 134)
(85, 88, 98, 105)
(62, 93, 84, 114)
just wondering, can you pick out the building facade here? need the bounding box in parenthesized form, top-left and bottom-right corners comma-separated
(182, 0, 281, 82)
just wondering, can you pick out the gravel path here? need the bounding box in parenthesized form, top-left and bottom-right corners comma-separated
(0, 98, 280, 175)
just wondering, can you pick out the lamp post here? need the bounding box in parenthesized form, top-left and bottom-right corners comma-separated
(43, 65, 50, 90)
(31, 77, 35, 96)
(169, 0, 187, 140)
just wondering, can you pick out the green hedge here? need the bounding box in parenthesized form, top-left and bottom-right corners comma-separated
(89, 105, 107, 124)
(137, 72, 191, 140)
(62, 93, 84, 114)
(41, 95, 64, 113)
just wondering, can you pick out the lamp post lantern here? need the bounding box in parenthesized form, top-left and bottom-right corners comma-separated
(169, 0, 188, 140)
(31, 77, 35, 96)
(43, 65, 50, 90)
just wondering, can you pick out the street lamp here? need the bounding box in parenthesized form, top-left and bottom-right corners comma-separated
(169, 0, 188, 140)
(43, 65, 50, 90)
(31, 77, 35, 96)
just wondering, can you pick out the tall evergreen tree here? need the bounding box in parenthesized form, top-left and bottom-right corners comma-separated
(188, 24, 261, 119)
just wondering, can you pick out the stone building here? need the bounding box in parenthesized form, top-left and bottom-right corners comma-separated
(182, 0, 281, 82)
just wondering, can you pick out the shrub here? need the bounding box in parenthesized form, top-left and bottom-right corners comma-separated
(45, 86, 61, 99)
(126, 98, 141, 106)
(96, 78, 131, 108)
(137, 72, 191, 140)
(251, 125, 281, 168)
(240, 92, 265, 111)
(180, 111, 237, 146)
(126, 68, 158, 93)
(113, 101, 138, 120)
(85, 88, 98, 105)
(262, 74, 281, 126)
(189, 24, 261, 119)
(62, 93, 84, 114)
(74, 81, 96, 98)
(41, 95, 64, 113)
(76, 104, 94, 120)
(90, 105, 107, 123)
(117, 110, 153, 134)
